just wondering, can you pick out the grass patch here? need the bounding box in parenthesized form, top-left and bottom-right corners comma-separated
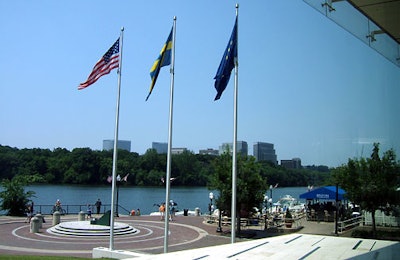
(0, 256, 111, 260)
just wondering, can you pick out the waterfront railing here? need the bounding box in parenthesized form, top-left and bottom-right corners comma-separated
(337, 215, 363, 233)
(33, 204, 131, 216)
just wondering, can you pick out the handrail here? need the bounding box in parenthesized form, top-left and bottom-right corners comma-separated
(118, 205, 131, 215)
(337, 215, 363, 233)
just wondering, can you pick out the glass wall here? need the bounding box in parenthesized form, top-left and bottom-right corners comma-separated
(304, 0, 400, 68)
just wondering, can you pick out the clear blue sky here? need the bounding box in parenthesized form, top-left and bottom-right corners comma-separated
(1, 1, 399, 167)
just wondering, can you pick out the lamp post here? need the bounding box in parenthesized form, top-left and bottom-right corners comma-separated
(264, 195, 268, 213)
(208, 192, 222, 233)
(116, 174, 121, 217)
(209, 192, 214, 216)
(269, 185, 273, 213)
(216, 209, 222, 232)
(264, 195, 268, 230)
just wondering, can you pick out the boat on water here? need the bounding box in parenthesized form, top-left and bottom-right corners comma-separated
(268, 195, 305, 214)
(150, 200, 201, 216)
(149, 210, 199, 217)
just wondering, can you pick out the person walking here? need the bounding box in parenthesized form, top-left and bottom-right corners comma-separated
(25, 203, 33, 223)
(95, 199, 102, 214)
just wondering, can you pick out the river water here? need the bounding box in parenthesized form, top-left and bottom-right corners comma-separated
(0, 185, 307, 215)
(3, 185, 310, 215)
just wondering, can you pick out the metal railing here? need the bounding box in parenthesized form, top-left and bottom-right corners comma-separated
(337, 215, 363, 234)
(33, 204, 130, 216)
(363, 211, 400, 227)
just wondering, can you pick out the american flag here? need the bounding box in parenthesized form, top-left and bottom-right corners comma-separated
(78, 38, 120, 90)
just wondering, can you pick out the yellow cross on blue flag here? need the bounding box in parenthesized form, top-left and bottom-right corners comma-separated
(146, 28, 173, 101)
(214, 18, 238, 101)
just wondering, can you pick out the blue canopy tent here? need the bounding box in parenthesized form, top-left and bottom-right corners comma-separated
(299, 186, 346, 200)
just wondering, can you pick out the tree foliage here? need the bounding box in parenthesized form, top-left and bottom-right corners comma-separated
(0, 145, 330, 187)
(332, 143, 400, 236)
(0, 175, 35, 216)
(209, 152, 267, 217)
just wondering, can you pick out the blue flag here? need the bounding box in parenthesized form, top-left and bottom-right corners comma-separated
(146, 28, 173, 101)
(214, 18, 238, 101)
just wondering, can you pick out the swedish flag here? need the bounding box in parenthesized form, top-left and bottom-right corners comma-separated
(214, 18, 238, 101)
(146, 28, 173, 101)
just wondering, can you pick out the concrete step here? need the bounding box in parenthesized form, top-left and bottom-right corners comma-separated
(47, 221, 138, 237)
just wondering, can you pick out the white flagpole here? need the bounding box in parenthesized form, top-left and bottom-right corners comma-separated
(231, 4, 239, 244)
(109, 27, 124, 251)
(163, 16, 176, 254)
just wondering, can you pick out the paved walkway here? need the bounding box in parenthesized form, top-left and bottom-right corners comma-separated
(0, 214, 335, 258)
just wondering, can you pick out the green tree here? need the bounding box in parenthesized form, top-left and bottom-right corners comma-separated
(0, 176, 35, 216)
(209, 152, 267, 231)
(66, 148, 99, 184)
(0, 146, 19, 179)
(47, 148, 70, 183)
(0, 144, 333, 187)
(99, 150, 113, 184)
(139, 149, 166, 173)
(172, 150, 207, 186)
(333, 143, 400, 237)
(196, 154, 215, 186)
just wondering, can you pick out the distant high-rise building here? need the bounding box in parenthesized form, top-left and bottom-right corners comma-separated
(152, 142, 168, 154)
(219, 141, 248, 156)
(293, 158, 302, 169)
(281, 158, 302, 169)
(253, 142, 277, 165)
(199, 148, 219, 156)
(103, 140, 131, 152)
(171, 148, 187, 154)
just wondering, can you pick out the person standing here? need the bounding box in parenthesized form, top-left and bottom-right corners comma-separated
(87, 204, 92, 219)
(169, 200, 176, 221)
(25, 203, 33, 223)
(95, 199, 102, 215)
(55, 199, 61, 210)
(30, 201, 34, 217)
(53, 199, 62, 213)
(159, 203, 165, 220)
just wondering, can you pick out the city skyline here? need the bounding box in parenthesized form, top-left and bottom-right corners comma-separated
(1, 1, 399, 168)
(118, 139, 298, 166)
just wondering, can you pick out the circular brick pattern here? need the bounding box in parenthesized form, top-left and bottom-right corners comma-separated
(0, 215, 230, 257)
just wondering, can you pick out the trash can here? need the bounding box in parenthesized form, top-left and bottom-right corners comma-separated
(78, 211, 85, 221)
(183, 209, 188, 216)
(195, 207, 200, 216)
(52, 211, 61, 226)
(30, 216, 39, 233)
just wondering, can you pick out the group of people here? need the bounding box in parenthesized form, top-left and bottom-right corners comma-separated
(25, 198, 151, 220)
(159, 200, 177, 221)
(50, 198, 103, 219)
(130, 208, 141, 216)
(86, 199, 103, 219)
